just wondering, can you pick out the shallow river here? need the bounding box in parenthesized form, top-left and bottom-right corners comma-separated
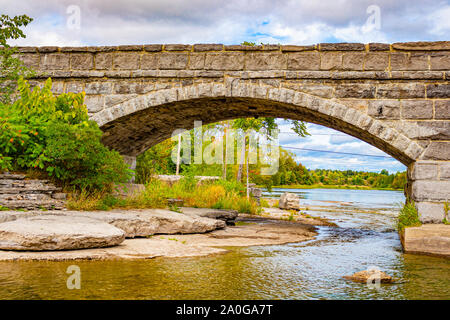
(0, 188, 448, 299)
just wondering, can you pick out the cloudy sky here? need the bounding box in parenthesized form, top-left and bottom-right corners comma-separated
(3, 0, 449, 173)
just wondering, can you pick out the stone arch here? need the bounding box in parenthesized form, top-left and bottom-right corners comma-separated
(93, 81, 422, 166)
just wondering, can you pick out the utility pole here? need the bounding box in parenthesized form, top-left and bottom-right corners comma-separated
(176, 133, 181, 175)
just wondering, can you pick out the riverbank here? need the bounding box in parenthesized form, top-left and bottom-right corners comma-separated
(262, 184, 403, 191)
(0, 215, 317, 261)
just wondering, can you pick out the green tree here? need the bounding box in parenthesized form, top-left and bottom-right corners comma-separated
(0, 14, 34, 104)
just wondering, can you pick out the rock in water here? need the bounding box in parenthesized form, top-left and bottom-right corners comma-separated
(0, 215, 125, 251)
(343, 269, 393, 283)
(278, 192, 300, 210)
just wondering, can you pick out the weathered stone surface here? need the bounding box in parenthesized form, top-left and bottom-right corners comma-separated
(376, 83, 425, 98)
(279, 192, 300, 210)
(40, 53, 69, 70)
(401, 224, 450, 257)
(320, 52, 342, 70)
(319, 43, 365, 51)
(412, 181, 450, 202)
(421, 142, 450, 160)
(205, 52, 244, 70)
(392, 41, 450, 51)
(390, 52, 428, 71)
(397, 121, 450, 140)
(368, 43, 390, 51)
(0, 174, 66, 210)
(113, 52, 140, 69)
(287, 52, 320, 70)
(59, 209, 225, 238)
(401, 100, 433, 119)
(343, 269, 393, 283)
(368, 100, 400, 119)
(70, 53, 94, 70)
(427, 84, 450, 98)
(0, 215, 125, 251)
(193, 44, 223, 51)
(181, 207, 238, 223)
(410, 162, 439, 180)
(335, 84, 375, 98)
(245, 52, 286, 70)
(435, 101, 450, 119)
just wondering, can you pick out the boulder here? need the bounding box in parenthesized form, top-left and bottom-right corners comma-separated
(343, 269, 393, 284)
(279, 192, 301, 210)
(0, 215, 125, 251)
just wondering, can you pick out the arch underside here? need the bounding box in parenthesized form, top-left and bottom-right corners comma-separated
(100, 96, 412, 165)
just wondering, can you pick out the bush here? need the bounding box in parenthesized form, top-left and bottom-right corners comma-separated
(0, 77, 131, 190)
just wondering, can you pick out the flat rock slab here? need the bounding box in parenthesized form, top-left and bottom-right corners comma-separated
(401, 224, 450, 257)
(181, 207, 238, 221)
(65, 209, 226, 237)
(0, 215, 125, 251)
(0, 209, 226, 239)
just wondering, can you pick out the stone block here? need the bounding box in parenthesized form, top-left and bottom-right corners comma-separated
(368, 100, 400, 119)
(342, 52, 364, 70)
(401, 100, 433, 119)
(70, 53, 93, 70)
(95, 52, 113, 69)
(430, 52, 450, 70)
(287, 52, 320, 70)
(113, 52, 140, 69)
(335, 84, 375, 98)
(40, 53, 69, 70)
(440, 163, 450, 180)
(376, 83, 425, 99)
(18, 54, 40, 69)
(193, 44, 223, 51)
(421, 142, 450, 160)
(141, 53, 159, 69)
(84, 95, 105, 113)
(205, 52, 244, 70)
(412, 181, 450, 202)
(320, 52, 342, 70)
(245, 52, 287, 70)
(85, 82, 113, 94)
(401, 224, 450, 256)
(319, 43, 365, 51)
(390, 52, 429, 71)
(364, 52, 389, 70)
(435, 101, 450, 119)
(368, 43, 390, 51)
(415, 202, 447, 224)
(158, 53, 188, 69)
(427, 84, 450, 98)
(410, 162, 439, 180)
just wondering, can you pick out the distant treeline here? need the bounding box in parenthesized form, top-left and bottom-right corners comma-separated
(136, 137, 407, 191)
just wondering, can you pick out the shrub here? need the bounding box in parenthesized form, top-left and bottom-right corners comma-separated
(0, 77, 131, 190)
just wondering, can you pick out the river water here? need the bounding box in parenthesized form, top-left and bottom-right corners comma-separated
(0, 188, 448, 300)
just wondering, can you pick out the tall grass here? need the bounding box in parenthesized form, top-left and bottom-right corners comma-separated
(67, 177, 260, 214)
(397, 201, 422, 231)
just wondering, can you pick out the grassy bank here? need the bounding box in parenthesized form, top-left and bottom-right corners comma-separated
(261, 184, 403, 191)
(67, 178, 261, 214)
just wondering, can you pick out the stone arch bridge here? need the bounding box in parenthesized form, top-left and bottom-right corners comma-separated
(19, 41, 450, 224)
